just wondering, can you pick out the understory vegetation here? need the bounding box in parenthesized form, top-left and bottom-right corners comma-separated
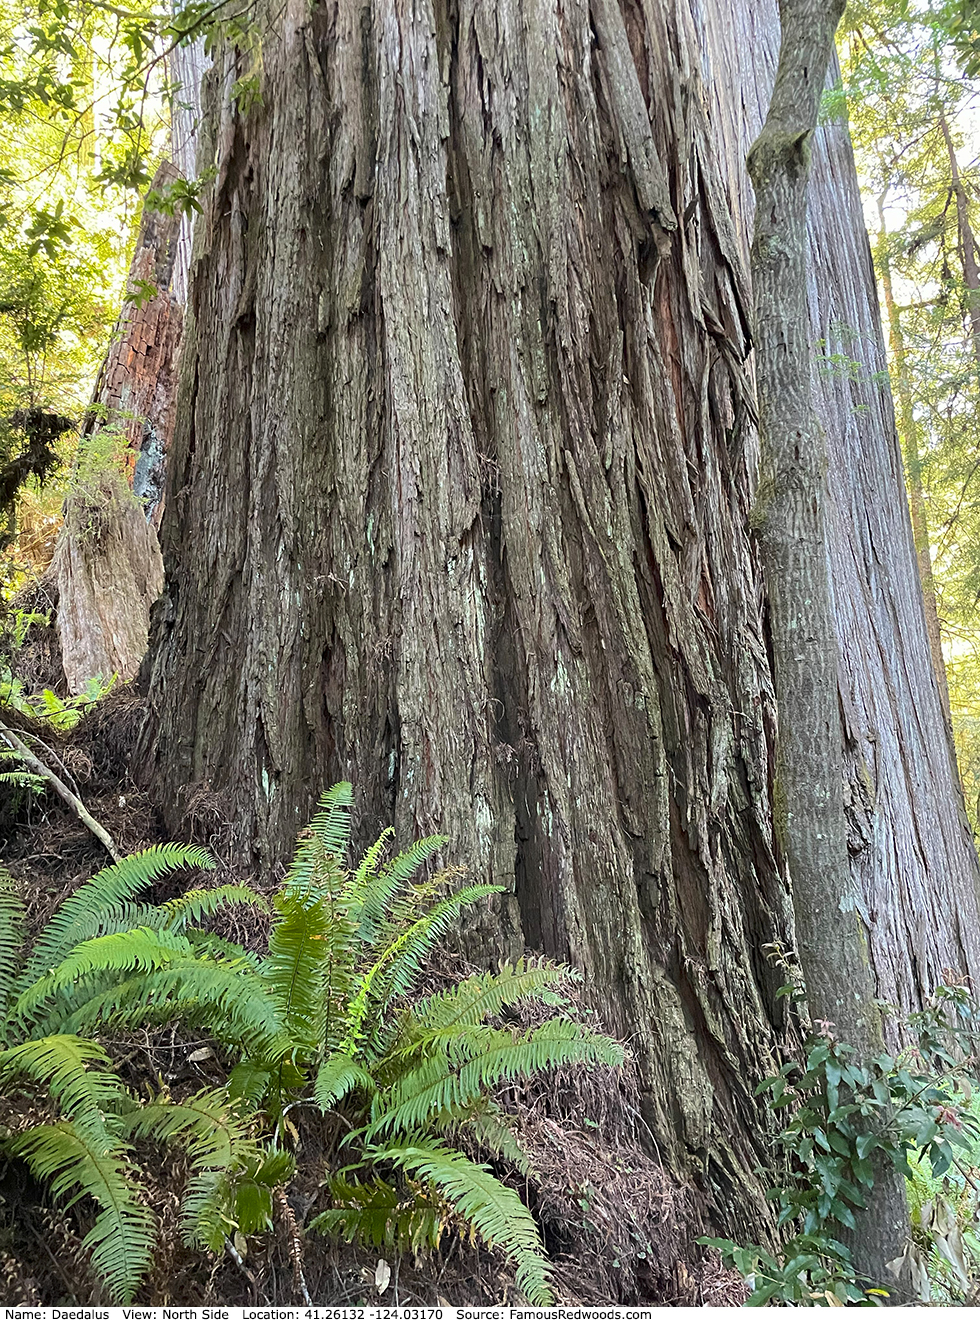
(0, 781, 630, 1305)
(705, 971, 980, 1305)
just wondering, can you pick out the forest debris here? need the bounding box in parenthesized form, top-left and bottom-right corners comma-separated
(0, 717, 120, 860)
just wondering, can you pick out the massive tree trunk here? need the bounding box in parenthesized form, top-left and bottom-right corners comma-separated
(138, 0, 980, 1243)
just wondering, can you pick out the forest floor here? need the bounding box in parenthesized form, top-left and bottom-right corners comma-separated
(0, 616, 743, 1307)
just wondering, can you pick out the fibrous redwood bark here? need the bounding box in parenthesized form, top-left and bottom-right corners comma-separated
(138, 0, 980, 1245)
(701, 3, 980, 1034)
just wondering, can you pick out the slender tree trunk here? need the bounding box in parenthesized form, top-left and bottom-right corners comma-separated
(697, 14, 980, 1027)
(746, 0, 908, 1286)
(939, 113, 980, 380)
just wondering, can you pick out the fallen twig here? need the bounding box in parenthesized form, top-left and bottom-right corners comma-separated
(0, 716, 120, 861)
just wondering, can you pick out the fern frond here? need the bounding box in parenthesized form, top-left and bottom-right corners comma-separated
(308, 1175, 446, 1252)
(0, 867, 26, 1027)
(17, 926, 204, 1019)
(187, 930, 263, 967)
(371, 1020, 623, 1139)
(350, 883, 504, 1056)
(180, 1146, 293, 1249)
(17, 844, 214, 992)
(0, 1033, 135, 1119)
(411, 959, 576, 1034)
(350, 827, 394, 900)
(123, 1088, 256, 1170)
(355, 834, 447, 944)
(20, 932, 281, 1055)
(378, 1139, 553, 1304)
(459, 1099, 536, 1177)
(0, 770, 45, 790)
(228, 1061, 272, 1104)
(263, 888, 333, 1053)
(181, 1169, 233, 1250)
(306, 781, 354, 855)
(10, 1114, 155, 1303)
(283, 784, 354, 895)
(313, 1052, 377, 1111)
(161, 884, 267, 930)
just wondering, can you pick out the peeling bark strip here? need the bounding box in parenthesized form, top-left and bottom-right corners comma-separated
(139, 0, 980, 1243)
(747, 0, 909, 1280)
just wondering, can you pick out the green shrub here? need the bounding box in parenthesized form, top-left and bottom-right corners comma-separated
(25, 783, 624, 1304)
(701, 981, 980, 1305)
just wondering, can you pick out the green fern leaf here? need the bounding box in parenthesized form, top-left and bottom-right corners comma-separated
(161, 883, 267, 930)
(350, 827, 395, 899)
(180, 1169, 231, 1250)
(284, 784, 353, 893)
(378, 1139, 553, 1304)
(9, 1113, 154, 1303)
(123, 1088, 256, 1170)
(313, 1052, 377, 1111)
(458, 1099, 536, 1177)
(355, 834, 447, 943)
(0, 1033, 135, 1119)
(228, 1061, 273, 1104)
(17, 844, 214, 993)
(372, 1020, 623, 1138)
(0, 867, 26, 1027)
(263, 888, 333, 1054)
(348, 883, 503, 1057)
(411, 959, 577, 1034)
(309, 1175, 446, 1252)
(21, 932, 281, 1055)
(306, 781, 354, 855)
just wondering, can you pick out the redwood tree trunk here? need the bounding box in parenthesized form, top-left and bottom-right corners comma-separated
(139, 0, 980, 1244)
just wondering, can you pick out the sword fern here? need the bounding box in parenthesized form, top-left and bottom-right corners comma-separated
(16, 785, 624, 1305)
(0, 852, 266, 1302)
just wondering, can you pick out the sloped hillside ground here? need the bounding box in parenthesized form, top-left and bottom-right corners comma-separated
(0, 658, 741, 1307)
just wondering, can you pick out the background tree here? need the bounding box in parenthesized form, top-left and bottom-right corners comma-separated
(749, 0, 909, 1282)
(840, 0, 980, 823)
